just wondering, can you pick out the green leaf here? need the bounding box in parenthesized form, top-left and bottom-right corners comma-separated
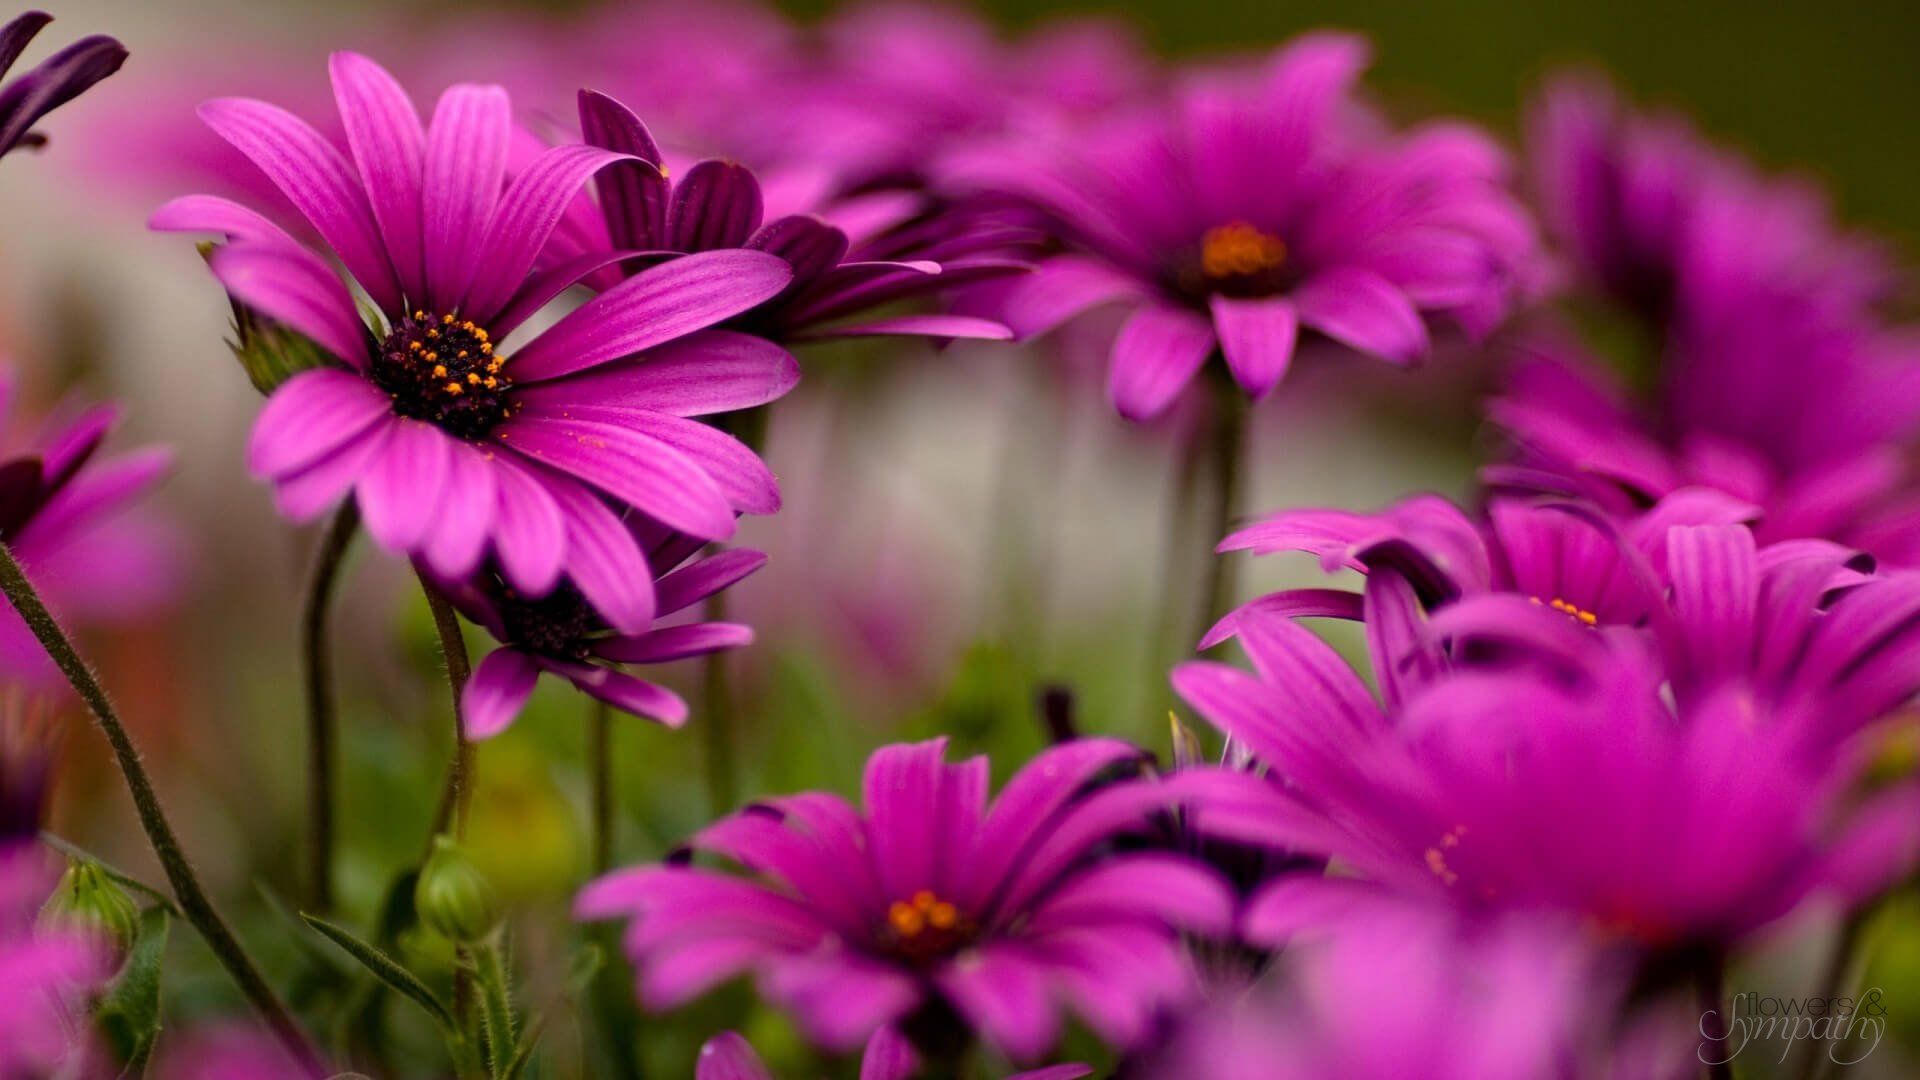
(39, 832, 180, 916)
(300, 913, 456, 1033)
(94, 906, 171, 1077)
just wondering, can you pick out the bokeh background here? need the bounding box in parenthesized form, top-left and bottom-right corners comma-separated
(4, 1, 1920, 1076)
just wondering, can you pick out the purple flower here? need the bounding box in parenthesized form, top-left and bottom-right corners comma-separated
(962, 33, 1540, 420)
(1145, 901, 1655, 1080)
(0, 843, 112, 1075)
(151, 53, 800, 627)
(1492, 322, 1920, 564)
(0, 371, 178, 687)
(565, 90, 1018, 345)
(695, 1028, 1090, 1080)
(0, 10, 125, 160)
(152, 1024, 317, 1080)
(1175, 534, 1920, 949)
(440, 531, 765, 739)
(577, 737, 1230, 1062)
(1529, 71, 1894, 332)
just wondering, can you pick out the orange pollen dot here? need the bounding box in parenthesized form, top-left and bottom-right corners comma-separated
(1200, 221, 1287, 279)
(444, 382, 463, 395)
(1531, 596, 1600, 625)
(432, 365, 447, 377)
(887, 901, 925, 936)
(442, 314, 455, 324)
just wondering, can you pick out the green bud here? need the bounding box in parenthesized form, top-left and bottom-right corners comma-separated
(227, 316, 336, 396)
(415, 836, 501, 945)
(38, 858, 140, 963)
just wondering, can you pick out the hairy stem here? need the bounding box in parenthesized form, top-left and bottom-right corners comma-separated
(419, 575, 474, 840)
(301, 501, 358, 912)
(0, 543, 324, 1074)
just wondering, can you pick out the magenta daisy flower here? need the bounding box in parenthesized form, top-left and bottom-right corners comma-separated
(151, 52, 798, 628)
(1529, 71, 1894, 333)
(0, 10, 125, 160)
(1147, 904, 1634, 1080)
(439, 528, 765, 739)
(0, 371, 177, 687)
(577, 737, 1230, 1062)
(1175, 531, 1920, 952)
(567, 90, 1017, 345)
(961, 32, 1540, 420)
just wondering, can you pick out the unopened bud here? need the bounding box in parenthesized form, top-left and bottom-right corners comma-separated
(39, 858, 139, 963)
(415, 836, 500, 945)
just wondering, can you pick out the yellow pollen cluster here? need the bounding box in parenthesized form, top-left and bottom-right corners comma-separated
(1529, 596, 1600, 626)
(1200, 221, 1287, 279)
(887, 890, 960, 937)
(1424, 824, 1467, 886)
(406, 311, 501, 401)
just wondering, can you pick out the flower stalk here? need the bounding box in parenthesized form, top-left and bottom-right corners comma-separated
(420, 574, 475, 840)
(301, 500, 359, 912)
(0, 541, 324, 1074)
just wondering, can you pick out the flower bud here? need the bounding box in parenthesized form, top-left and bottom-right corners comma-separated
(415, 836, 501, 945)
(39, 858, 139, 964)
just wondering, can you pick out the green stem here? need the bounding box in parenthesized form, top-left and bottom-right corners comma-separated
(1195, 383, 1249, 645)
(419, 575, 474, 840)
(474, 939, 516, 1076)
(701, 587, 738, 816)
(301, 500, 358, 913)
(1800, 910, 1867, 1080)
(590, 700, 613, 874)
(0, 542, 324, 1075)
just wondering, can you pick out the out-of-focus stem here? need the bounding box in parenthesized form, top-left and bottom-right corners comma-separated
(0, 542, 325, 1075)
(590, 699, 613, 873)
(701, 587, 738, 816)
(419, 575, 474, 840)
(301, 500, 358, 912)
(1801, 910, 1867, 1080)
(1697, 958, 1732, 1080)
(1194, 383, 1248, 643)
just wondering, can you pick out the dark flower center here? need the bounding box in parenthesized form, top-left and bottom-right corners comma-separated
(494, 582, 599, 662)
(371, 310, 516, 439)
(1178, 220, 1292, 300)
(879, 890, 978, 965)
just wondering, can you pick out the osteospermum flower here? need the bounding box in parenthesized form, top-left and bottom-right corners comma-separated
(960, 32, 1539, 420)
(0, 370, 178, 686)
(1174, 554, 1920, 952)
(439, 528, 765, 738)
(0, 10, 125, 160)
(151, 52, 798, 627)
(1147, 902, 1651, 1080)
(1492, 321, 1920, 564)
(1529, 71, 1894, 332)
(0, 843, 111, 1075)
(578, 737, 1230, 1062)
(565, 90, 1017, 345)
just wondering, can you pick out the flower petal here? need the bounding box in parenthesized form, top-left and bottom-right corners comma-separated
(357, 419, 449, 552)
(197, 97, 402, 312)
(1209, 295, 1297, 400)
(420, 438, 498, 581)
(512, 331, 798, 418)
(1107, 304, 1215, 421)
(246, 368, 391, 478)
(1293, 267, 1429, 364)
(497, 414, 737, 540)
(464, 144, 638, 324)
(578, 89, 668, 251)
(510, 250, 793, 381)
(655, 548, 768, 616)
(210, 243, 371, 369)
(463, 647, 542, 740)
(488, 454, 568, 595)
(668, 159, 765, 251)
(421, 83, 510, 312)
(330, 51, 426, 292)
(695, 1032, 772, 1080)
(595, 622, 753, 664)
